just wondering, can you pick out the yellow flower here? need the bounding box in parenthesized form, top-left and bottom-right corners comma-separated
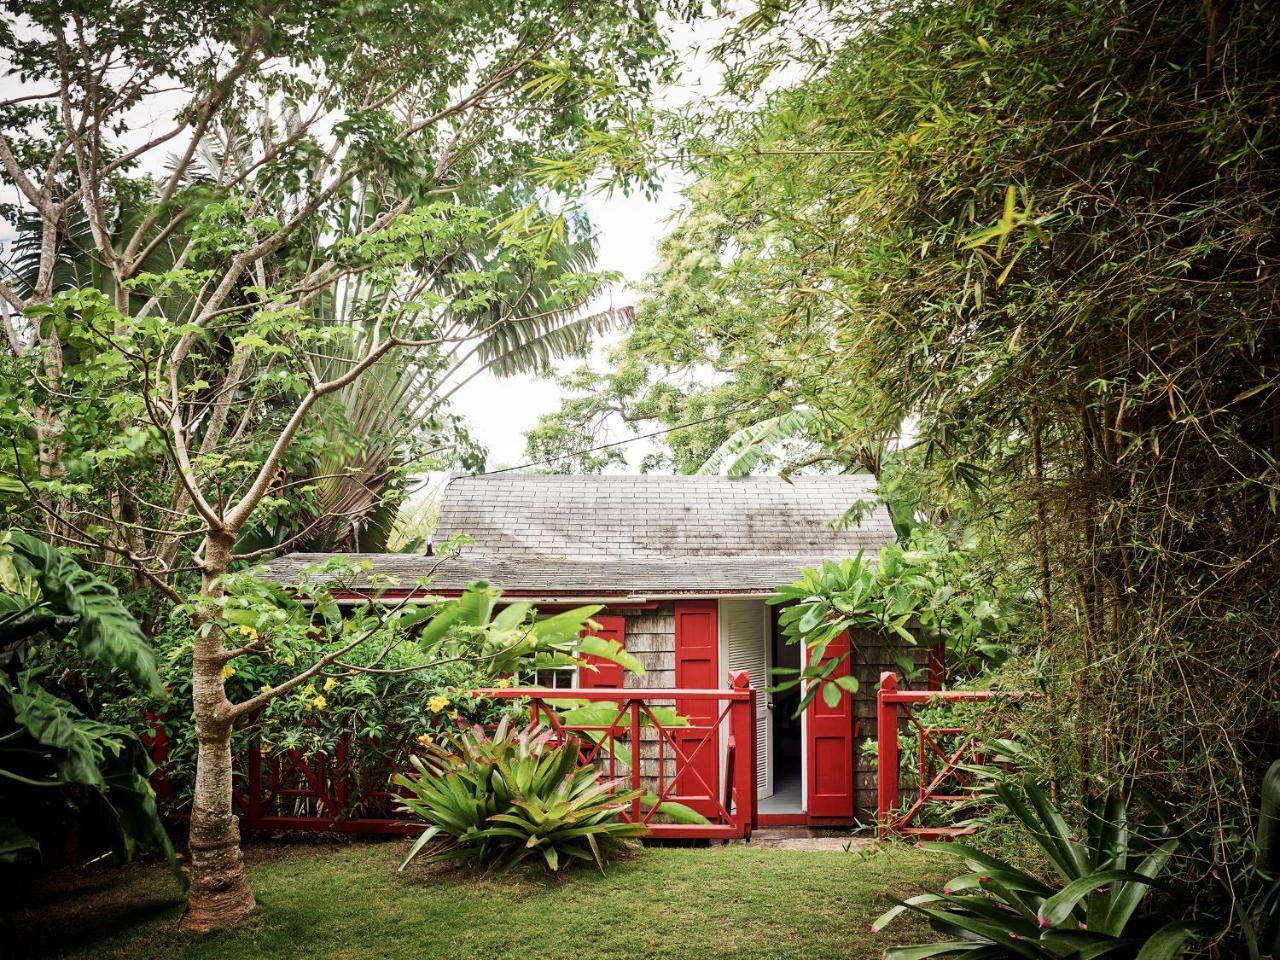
(221, 665, 236, 680)
(260, 684, 272, 694)
(448, 710, 460, 721)
(428, 694, 450, 713)
(323, 676, 338, 692)
(416, 734, 432, 747)
(312, 695, 327, 710)
(496, 677, 512, 689)
(238, 625, 258, 640)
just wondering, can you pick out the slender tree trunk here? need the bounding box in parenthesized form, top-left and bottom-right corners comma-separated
(181, 530, 255, 932)
(1029, 413, 1060, 802)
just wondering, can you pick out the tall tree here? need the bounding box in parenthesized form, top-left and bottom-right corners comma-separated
(541, 0, 1280, 880)
(0, 0, 695, 928)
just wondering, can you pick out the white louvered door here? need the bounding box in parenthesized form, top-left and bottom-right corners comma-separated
(721, 599, 773, 799)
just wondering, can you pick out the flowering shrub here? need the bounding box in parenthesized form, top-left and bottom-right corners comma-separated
(129, 619, 521, 816)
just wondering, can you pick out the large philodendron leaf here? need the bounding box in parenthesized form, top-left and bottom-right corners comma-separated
(5, 670, 117, 788)
(1, 531, 162, 694)
(0, 671, 180, 877)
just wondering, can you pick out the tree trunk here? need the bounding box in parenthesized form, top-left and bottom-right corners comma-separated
(181, 530, 255, 932)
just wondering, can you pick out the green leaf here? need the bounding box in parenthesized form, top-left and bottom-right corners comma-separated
(821, 680, 842, 708)
(1135, 922, 1199, 960)
(1037, 869, 1156, 927)
(2, 531, 162, 694)
(884, 944, 995, 959)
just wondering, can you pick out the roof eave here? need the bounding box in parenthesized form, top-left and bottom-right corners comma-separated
(329, 587, 779, 605)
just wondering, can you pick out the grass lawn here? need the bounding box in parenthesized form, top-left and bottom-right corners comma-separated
(14, 840, 949, 960)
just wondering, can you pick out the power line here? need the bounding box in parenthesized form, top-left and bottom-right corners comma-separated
(473, 403, 763, 476)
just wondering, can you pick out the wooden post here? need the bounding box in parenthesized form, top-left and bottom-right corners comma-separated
(728, 669, 755, 837)
(629, 698, 642, 823)
(877, 671, 900, 838)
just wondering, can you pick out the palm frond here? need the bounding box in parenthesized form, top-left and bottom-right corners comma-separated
(698, 408, 820, 476)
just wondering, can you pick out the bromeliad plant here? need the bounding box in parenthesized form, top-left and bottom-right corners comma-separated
(875, 775, 1196, 959)
(1232, 758, 1280, 959)
(394, 718, 647, 873)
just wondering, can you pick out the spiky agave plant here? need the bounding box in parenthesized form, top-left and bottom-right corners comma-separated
(393, 718, 646, 873)
(874, 775, 1197, 959)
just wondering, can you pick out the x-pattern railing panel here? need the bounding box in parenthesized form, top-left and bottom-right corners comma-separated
(876, 671, 1024, 839)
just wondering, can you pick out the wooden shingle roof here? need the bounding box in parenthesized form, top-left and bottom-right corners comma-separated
(262, 474, 895, 599)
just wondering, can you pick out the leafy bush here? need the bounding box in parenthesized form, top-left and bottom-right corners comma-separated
(876, 775, 1195, 959)
(124, 569, 634, 819)
(769, 532, 1018, 711)
(137, 621, 520, 817)
(0, 531, 174, 870)
(394, 718, 647, 873)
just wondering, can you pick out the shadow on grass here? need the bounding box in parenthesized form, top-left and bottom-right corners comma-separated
(9, 857, 186, 959)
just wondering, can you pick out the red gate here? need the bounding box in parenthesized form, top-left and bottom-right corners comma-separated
(476, 670, 757, 840)
(876, 671, 1021, 839)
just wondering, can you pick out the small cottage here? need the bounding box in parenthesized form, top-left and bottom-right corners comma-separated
(266, 474, 923, 826)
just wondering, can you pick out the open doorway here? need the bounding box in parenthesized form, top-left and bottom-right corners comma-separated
(760, 607, 803, 815)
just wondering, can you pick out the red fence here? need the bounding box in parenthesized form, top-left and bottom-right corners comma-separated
(876, 671, 1020, 840)
(215, 673, 758, 840)
(237, 735, 417, 835)
(476, 671, 758, 841)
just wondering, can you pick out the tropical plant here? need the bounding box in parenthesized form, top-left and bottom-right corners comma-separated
(875, 775, 1194, 959)
(0, 531, 174, 870)
(533, 0, 1280, 879)
(0, 0, 699, 928)
(768, 531, 1016, 711)
(132, 624, 522, 818)
(255, 184, 633, 553)
(394, 718, 647, 873)
(129, 569, 640, 813)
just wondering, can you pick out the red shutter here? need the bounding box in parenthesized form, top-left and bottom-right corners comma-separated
(578, 614, 626, 689)
(673, 600, 720, 817)
(806, 631, 855, 820)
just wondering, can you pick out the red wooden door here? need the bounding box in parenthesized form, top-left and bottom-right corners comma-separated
(577, 614, 626, 689)
(673, 600, 720, 817)
(806, 631, 855, 820)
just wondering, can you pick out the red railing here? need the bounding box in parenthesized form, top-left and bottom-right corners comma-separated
(210, 673, 757, 840)
(476, 670, 758, 840)
(876, 671, 1020, 839)
(237, 735, 418, 835)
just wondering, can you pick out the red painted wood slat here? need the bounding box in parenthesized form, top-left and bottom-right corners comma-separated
(806, 630, 855, 820)
(673, 599, 721, 817)
(577, 614, 626, 688)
